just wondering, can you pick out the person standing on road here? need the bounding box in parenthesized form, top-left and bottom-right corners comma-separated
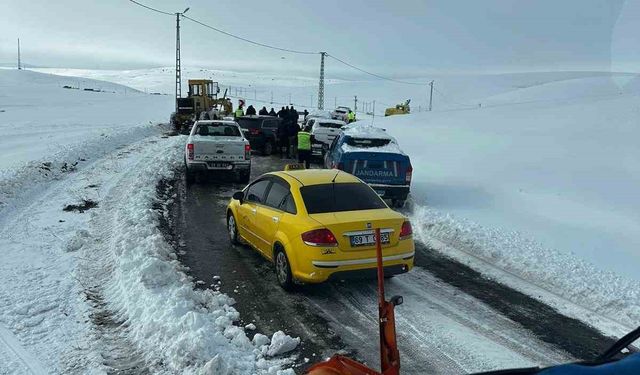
(277, 106, 286, 118)
(259, 106, 268, 115)
(235, 99, 245, 118)
(287, 119, 300, 159)
(246, 105, 257, 116)
(277, 120, 289, 159)
(297, 124, 313, 168)
(269, 108, 277, 116)
(291, 106, 299, 125)
(347, 110, 356, 123)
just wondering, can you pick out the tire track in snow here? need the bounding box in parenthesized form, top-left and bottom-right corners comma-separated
(0, 324, 48, 375)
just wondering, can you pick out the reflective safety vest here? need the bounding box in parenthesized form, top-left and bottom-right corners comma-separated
(347, 112, 356, 121)
(234, 108, 244, 117)
(297, 131, 311, 151)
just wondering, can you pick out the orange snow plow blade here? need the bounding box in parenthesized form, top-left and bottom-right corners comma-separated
(307, 355, 380, 375)
(306, 228, 402, 375)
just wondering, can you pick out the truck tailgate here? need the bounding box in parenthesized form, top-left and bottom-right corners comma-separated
(192, 136, 246, 162)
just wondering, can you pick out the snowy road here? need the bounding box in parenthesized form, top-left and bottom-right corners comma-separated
(161, 154, 615, 374)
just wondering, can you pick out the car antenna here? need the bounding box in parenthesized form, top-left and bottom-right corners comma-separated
(331, 170, 340, 183)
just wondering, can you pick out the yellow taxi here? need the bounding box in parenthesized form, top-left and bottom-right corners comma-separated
(226, 168, 415, 290)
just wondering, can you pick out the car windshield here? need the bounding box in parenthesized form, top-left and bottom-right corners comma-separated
(300, 183, 387, 214)
(345, 137, 391, 148)
(319, 122, 344, 129)
(195, 124, 240, 137)
(236, 118, 261, 129)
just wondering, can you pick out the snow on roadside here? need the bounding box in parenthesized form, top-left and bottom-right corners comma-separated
(411, 206, 640, 336)
(71, 135, 297, 374)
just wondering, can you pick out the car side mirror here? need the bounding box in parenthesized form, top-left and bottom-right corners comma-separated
(390, 295, 403, 306)
(232, 191, 244, 204)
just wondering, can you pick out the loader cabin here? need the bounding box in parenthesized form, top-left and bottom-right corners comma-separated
(187, 79, 220, 113)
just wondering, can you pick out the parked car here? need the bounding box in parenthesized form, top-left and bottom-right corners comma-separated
(331, 106, 351, 122)
(226, 169, 414, 290)
(308, 118, 347, 159)
(324, 127, 412, 208)
(303, 109, 332, 125)
(236, 115, 285, 155)
(184, 120, 251, 184)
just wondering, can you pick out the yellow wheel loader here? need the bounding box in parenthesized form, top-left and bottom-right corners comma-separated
(384, 99, 411, 117)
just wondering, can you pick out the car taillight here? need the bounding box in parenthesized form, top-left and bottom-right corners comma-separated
(187, 143, 194, 160)
(244, 144, 251, 160)
(399, 221, 413, 239)
(249, 128, 261, 135)
(302, 229, 338, 247)
(405, 164, 413, 184)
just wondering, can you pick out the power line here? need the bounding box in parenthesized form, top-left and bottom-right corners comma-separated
(129, 0, 174, 16)
(181, 15, 318, 55)
(326, 54, 427, 86)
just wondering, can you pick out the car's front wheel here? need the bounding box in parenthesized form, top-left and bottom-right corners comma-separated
(227, 213, 239, 245)
(274, 247, 294, 291)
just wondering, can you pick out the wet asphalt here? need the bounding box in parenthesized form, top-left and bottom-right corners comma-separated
(156, 153, 615, 374)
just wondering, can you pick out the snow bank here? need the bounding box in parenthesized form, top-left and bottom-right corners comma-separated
(377, 72, 640, 333)
(80, 136, 297, 374)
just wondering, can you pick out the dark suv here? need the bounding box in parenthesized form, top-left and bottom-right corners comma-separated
(236, 115, 284, 155)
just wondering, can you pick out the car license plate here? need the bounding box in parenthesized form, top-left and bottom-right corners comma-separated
(207, 162, 232, 169)
(350, 232, 390, 247)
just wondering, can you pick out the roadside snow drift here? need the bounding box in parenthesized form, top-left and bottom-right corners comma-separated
(0, 69, 297, 374)
(375, 73, 640, 334)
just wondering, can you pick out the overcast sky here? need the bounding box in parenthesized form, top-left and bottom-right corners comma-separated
(0, 0, 636, 77)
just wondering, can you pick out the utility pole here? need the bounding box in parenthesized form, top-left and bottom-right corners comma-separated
(354, 95, 358, 112)
(372, 100, 376, 124)
(428, 80, 434, 112)
(270, 91, 273, 104)
(318, 52, 326, 109)
(334, 97, 337, 108)
(175, 7, 190, 112)
(289, 93, 292, 105)
(17, 38, 21, 70)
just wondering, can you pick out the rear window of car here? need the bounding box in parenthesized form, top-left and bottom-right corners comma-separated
(195, 124, 241, 137)
(236, 118, 261, 129)
(300, 183, 387, 214)
(319, 122, 344, 129)
(263, 120, 279, 129)
(345, 137, 391, 148)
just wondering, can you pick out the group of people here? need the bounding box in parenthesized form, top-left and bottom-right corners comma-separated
(233, 100, 315, 167)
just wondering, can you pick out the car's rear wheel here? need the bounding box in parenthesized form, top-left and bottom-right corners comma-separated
(392, 199, 405, 208)
(238, 170, 251, 184)
(185, 165, 196, 185)
(274, 247, 294, 291)
(227, 213, 239, 245)
(263, 141, 273, 156)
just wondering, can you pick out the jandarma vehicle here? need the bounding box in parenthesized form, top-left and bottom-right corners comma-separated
(226, 168, 415, 290)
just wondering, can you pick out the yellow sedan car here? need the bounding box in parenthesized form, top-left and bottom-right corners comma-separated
(226, 169, 415, 290)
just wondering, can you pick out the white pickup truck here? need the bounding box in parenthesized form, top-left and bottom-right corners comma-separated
(184, 120, 251, 184)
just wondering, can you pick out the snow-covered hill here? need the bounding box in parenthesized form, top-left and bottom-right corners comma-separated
(0, 68, 172, 171)
(376, 73, 640, 333)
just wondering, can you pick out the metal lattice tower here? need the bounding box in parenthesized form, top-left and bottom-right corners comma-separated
(175, 13, 182, 112)
(318, 52, 326, 110)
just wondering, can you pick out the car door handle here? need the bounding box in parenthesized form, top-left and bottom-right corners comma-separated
(251, 208, 257, 214)
(272, 216, 279, 223)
